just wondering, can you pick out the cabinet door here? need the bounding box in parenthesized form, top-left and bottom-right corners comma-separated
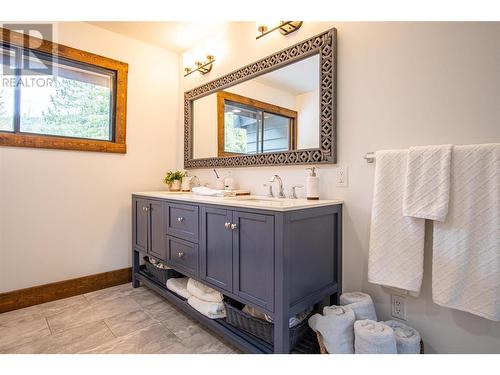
(149, 200, 166, 260)
(133, 198, 149, 253)
(233, 211, 274, 312)
(200, 207, 233, 292)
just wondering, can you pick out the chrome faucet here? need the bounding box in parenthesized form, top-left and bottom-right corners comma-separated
(269, 174, 286, 198)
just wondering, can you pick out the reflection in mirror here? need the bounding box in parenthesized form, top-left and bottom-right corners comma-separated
(193, 54, 319, 159)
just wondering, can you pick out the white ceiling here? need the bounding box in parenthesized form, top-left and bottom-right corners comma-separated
(254, 54, 319, 95)
(88, 22, 227, 53)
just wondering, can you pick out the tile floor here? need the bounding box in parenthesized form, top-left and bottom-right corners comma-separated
(0, 283, 240, 354)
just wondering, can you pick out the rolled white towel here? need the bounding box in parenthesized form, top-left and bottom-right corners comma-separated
(340, 292, 378, 321)
(187, 278, 223, 303)
(354, 320, 397, 354)
(188, 296, 226, 319)
(384, 320, 421, 354)
(308, 305, 355, 354)
(166, 277, 191, 299)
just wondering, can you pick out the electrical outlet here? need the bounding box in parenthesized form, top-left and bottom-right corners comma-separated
(391, 294, 407, 320)
(335, 165, 348, 187)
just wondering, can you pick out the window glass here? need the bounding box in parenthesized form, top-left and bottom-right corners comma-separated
(224, 102, 260, 154)
(19, 53, 114, 140)
(262, 112, 291, 153)
(0, 46, 15, 132)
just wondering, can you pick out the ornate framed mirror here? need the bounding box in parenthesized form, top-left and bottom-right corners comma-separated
(184, 28, 337, 168)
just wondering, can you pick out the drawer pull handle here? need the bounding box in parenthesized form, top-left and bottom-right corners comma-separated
(177, 217, 184, 222)
(142, 206, 149, 212)
(230, 223, 238, 230)
(177, 252, 185, 258)
(224, 222, 231, 229)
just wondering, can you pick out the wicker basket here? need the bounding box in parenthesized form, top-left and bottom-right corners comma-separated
(224, 299, 311, 348)
(315, 332, 424, 354)
(144, 257, 182, 285)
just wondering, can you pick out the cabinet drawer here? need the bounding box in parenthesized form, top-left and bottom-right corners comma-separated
(166, 203, 199, 243)
(166, 236, 199, 278)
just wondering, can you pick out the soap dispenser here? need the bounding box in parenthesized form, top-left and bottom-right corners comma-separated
(306, 167, 319, 200)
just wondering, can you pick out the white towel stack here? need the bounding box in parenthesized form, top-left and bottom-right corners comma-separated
(308, 306, 355, 354)
(186, 278, 226, 319)
(188, 296, 226, 319)
(340, 292, 378, 321)
(187, 278, 224, 302)
(383, 320, 421, 354)
(354, 320, 397, 354)
(166, 277, 191, 299)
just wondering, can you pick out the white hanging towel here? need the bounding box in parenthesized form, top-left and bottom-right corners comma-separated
(368, 150, 426, 295)
(432, 143, 500, 321)
(402, 144, 452, 221)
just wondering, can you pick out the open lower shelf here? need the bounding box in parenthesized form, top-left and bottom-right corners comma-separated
(135, 272, 320, 354)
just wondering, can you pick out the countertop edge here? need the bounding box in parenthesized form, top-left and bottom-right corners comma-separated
(132, 191, 343, 212)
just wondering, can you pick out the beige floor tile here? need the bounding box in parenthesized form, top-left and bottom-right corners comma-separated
(131, 289, 166, 307)
(142, 300, 178, 322)
(84, 283, 143, 305)
(80, 323, 181, 354)
(8, 321, 115, 354)
(0, 305, 44, 327)
(47, 296, 142, 333)
(159, 308, 201, 339)
(38, 295, 90, 318)
(0, 317, 51, 352)
(105, 309, 156, 337)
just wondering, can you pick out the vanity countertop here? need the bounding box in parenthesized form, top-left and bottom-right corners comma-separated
(133, 191, 343, 212)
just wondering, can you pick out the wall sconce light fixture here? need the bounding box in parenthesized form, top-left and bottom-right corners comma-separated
(256, 21, 303, 39)
(184, 55, 215, 77)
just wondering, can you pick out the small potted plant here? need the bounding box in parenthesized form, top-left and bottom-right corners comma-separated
(163, 171, 185, 191)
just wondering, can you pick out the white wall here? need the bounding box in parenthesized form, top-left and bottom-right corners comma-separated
(296, 89, 319, 149)
(178, 22, 500, 353)
(0, 22, 179, 292)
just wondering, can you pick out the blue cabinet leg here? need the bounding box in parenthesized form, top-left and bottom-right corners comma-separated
(274, 312, 290, 353)
(132, 250, 141, 288)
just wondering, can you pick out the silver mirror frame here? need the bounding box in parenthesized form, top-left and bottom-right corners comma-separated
(184, 28, 337, 168)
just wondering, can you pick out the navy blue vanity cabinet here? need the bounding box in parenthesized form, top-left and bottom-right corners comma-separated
(232, 211, 274, 312)
(200, 207, 234, 292)
(132, 194, 342, 354)
(132, 198, 166, 261)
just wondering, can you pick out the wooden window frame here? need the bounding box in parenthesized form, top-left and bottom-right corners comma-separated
(217, 91, 297, 157)
(0, 27, 128, 153)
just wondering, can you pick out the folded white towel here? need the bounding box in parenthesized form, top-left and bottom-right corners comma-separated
(188, 296, 226, 319)
(402, 144, 452, 222)
(354, 320, 397, 354)
(433, 144, 500, 321)
(340, 292, 377, 321)
(384, 320, 421, 354)
(191, 186, 234, 197)
(166, 277, 191, 300)
(368, 150, 426, 295)
(308, 305, 355, 354)
(187, 278, 223, 303)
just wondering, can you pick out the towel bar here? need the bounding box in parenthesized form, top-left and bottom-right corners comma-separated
(364, 152, 376, 163)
